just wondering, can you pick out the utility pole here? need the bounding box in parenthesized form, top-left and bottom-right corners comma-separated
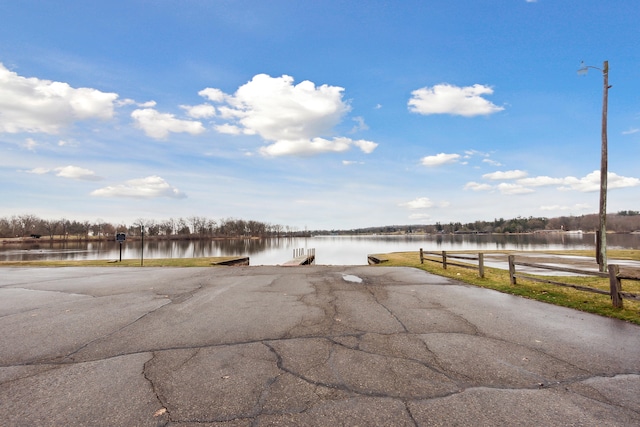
(598, 60, 609, 273)
(578, 60, 610, 272)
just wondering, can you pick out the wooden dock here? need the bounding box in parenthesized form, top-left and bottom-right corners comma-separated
(211, 257, 250, 266)
(282, 248, 315, 266)
(367, 254, 388, 265)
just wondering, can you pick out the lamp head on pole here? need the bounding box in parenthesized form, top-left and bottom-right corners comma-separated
(577, 61, 589, 76)
(577, 60, 605, 76)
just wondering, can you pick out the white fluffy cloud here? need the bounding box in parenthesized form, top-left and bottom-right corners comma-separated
(118, 99, 156, 108)
(482, 158, 503, 167)
(205, 74, 378, 156)
(0, 63, 118, 134)
(350, 116, 369, 133)
(482, 170, 528, 180)
(215, 123, 243, 135)
(91, 176, 186, 199)
(26, 165, 102, 181)
(408, 83, 504, 117)
(26, 167, 50, 175)
(180, 103, 216, 119)
(497, 183, 535, 195)
(24, 138, 38, 151)
(131, 108, 206, 139)
(198, 87, 226, 102)
(259, 137, 377, 157)
(465, 181, 533, 195)
(421, 153, 461, 167)
(399, 198, 449, 214)
(400, 197, 434, 209)
(55, 165, 102, 181)
(516, 176, 564, 187)
(464, 182, 492, 191)
(560, 171, 640, 192)
(515, 171, 640, 192)
(352, 139, 378, 154)
(466, 170, 640, 195)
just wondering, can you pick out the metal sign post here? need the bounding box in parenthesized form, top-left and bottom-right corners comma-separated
(116, 233, 126, 262)
(140, 226, 144, 266)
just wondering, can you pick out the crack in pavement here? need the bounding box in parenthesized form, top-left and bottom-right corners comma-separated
(60, 298, 173, 364)
(142, 352, 171, 426)
(366, 286, 410, 333)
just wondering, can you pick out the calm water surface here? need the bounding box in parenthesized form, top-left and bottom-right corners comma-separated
(3, 233, 639, 265)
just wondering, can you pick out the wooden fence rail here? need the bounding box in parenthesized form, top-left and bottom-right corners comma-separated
(607, 264, 640, 308)
(420, 249, 485, 278)
(508, 255, 640, 308)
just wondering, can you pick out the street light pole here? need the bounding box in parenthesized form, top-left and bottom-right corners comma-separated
(579, 60, 609, 272)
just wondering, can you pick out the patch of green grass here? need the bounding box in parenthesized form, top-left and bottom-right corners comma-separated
(379, 251, 640, 325)
(0, 257, 244, 267)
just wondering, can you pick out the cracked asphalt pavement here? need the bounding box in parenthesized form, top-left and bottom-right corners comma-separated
(1, 265, 639, 426)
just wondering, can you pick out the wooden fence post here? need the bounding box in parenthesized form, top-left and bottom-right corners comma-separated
(508, 255, 516, 285)
(442, 251, 447, 269)
(608, 264, 623, 308)
(478, 253, 484, 278)
(420, 248, 424, 264)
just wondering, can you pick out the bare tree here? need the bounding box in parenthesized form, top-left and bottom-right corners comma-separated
(20, 214, 40, 236)
(0, 218, 10, 237)
(176, 218, 190, 235)
(59, 218, 70, 240)
(161, 218, 176, 236)
(146, 219, 160, 236)
(42, 219, 59, 240)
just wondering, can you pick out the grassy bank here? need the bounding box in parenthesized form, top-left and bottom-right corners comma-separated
(377, 250, 640, 325)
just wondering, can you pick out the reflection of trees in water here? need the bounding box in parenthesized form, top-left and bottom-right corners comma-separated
(206, 237, 301, 256)
(430, 233, 593, 250)
(154, 237, 304, 258)
(3, 234, 640, 262)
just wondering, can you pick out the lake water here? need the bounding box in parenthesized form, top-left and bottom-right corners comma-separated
(2, 233, 639, 265)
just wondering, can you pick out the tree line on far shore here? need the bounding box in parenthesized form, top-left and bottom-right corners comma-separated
(0, 215, 304, 240)
(1, 211, 639, 240)
(319, 212, 640, 235)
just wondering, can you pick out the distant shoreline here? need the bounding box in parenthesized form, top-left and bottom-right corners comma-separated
(1, 234, 309, 245)
(3, 230, 632, 246)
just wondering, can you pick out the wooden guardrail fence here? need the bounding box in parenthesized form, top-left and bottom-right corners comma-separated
(508, 255, 640, 308)
(417, 250, 640, 308)
(420, 249, 485, 278)
(606, 265, 640, 308)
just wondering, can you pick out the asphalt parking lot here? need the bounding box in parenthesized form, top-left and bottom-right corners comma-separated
(1, 265, 639, 426)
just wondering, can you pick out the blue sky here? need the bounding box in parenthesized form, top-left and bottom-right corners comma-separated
(1, 0, 639, 230)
